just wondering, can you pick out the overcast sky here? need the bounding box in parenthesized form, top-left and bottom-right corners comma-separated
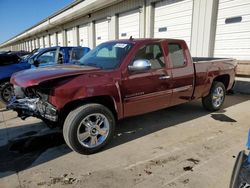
(0, 0, 73, 44)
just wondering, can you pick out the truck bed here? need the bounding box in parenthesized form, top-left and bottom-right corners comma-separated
(192, 57, 237, 99)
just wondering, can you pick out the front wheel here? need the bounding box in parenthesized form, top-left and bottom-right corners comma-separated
(202, 81, 226, 111)
(63, 104, 115, 154)
(0, 82, 14, 104)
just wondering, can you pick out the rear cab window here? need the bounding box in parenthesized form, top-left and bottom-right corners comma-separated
(70, 48, 87, 61)
(168, 43, 186, 68)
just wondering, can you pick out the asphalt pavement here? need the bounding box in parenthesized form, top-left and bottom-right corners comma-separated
(0, 78, 249, 188)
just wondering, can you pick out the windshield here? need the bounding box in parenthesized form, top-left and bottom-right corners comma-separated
(79, 42, 133, 69)
(22, 48, 39, 60)
(27, 48, 48, 64)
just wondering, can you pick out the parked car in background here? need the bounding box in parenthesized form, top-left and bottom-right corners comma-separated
(0, 46, 90, 104)
(230, 129, 250, 188)
(7, 38, 236, 154)
(0, 50, 30, 57)
(0, 53, 22, 66)
(0, 50, 31, 66)
(6, 50, 31, 57)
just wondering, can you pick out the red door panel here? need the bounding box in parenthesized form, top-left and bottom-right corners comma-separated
(122, 69, 172, 117)
(165, 41, 194, 106)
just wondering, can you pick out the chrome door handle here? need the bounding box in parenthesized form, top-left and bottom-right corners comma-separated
(159, 75, 170, 80)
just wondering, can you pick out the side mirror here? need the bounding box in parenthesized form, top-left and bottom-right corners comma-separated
(128, 59, 151, 72)
(33, 60, 40, 67)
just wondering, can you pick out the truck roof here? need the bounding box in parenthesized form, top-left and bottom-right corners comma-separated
(105, 38, 186, 44)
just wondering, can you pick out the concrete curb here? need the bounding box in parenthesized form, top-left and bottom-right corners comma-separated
(234, 77, 250, 94)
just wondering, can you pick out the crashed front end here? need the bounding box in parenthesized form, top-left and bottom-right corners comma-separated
(7, 85, 58, 122)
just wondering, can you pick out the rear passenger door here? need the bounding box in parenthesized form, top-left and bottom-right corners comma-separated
(166, 42, 194, 106)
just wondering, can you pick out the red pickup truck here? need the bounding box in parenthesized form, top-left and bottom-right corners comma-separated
(8, 38, 237, 154)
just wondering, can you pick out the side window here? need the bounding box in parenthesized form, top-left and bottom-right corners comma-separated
(70, 48, 84, 61)
(134, 44, 165, 69)
(168, 43, 185, 68)
(37, 50, 56, 64)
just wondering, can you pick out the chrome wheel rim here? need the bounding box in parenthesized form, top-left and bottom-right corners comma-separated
(212, 86, 224, 108)
(77, 113, 110, 148)
(2, 85, 13, 102)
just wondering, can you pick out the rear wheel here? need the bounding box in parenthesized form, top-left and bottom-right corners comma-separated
(0, 82, 14, 104)
(202, 81, 226, 111)
(63, 104, 115, 154)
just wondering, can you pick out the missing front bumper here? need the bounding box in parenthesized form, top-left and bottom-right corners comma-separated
(7, 96, 58, 122)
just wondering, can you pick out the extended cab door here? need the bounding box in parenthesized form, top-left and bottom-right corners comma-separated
(165, 41, 194, 106)
(122, 43, 172, 117)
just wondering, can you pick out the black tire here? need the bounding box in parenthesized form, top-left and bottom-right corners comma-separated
(202, 81, 226, 111)
(63, 103, 115, 154)
(229, 151, 248, 188)
(0, 82, 14, 104)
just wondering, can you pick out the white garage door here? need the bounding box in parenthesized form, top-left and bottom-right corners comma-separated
(50, 33, 56, 47)
(66, 29, 73, 46)
(214, 0, 250, 60)
(118, 9, 140, 39)
(154, 0, 193, 47)
(30, 40, 33, 50)
(57, 32, 63, 46)
(32, 39, 36, 50)
(44, 35, 49, 48)
(30, 40, 33, 51)
(35, 39, 39, 49)
(95, 19, 109, 46)
(26, 41, 29, 51)
(79, 24, 89, 47)
(39, 37, 44, 48)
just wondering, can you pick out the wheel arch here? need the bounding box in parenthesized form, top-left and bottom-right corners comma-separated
(0, 77, 11, 85)
(213, 74, 230, 90)
(59, 95, 118, 125)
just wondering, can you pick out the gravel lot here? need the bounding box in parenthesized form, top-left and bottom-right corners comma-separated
(0, 89, 249, 187)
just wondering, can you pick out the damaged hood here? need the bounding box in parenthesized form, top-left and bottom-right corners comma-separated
(11, 64, 100, 87)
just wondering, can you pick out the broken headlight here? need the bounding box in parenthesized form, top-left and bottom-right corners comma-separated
(37, 100, 57, 121)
